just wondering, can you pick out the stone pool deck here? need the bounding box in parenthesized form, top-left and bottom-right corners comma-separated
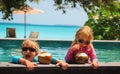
(0, 62, 120, 74)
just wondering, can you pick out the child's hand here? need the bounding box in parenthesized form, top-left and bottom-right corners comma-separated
(25, 61, 37, 70)
(91, 61, 99, 69)
(56, 60, 68, 70)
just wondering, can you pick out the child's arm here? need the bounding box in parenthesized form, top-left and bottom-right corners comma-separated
(65, 44, 80, 63)
(65, 46, 76, 63)
(19, 58, 37, 70)
(51, 57, 68, 70)
(12, 56, 37, 70)
(65, 48, 73, 63)
(89, 44, 99, 69)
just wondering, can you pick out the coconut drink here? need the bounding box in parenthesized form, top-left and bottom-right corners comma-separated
(38, 51, 52, 64)
(75, 52, 89, 64)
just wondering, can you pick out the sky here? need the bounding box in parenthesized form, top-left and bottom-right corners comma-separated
(0, 0, 88, 26)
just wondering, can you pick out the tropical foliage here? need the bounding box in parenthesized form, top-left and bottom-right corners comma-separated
(54, 0, 120, 40)
(85, 2, 120, 40)
(0, 0, 40, 20)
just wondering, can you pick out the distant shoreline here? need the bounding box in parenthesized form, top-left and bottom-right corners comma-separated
(0, 22, 81, 27)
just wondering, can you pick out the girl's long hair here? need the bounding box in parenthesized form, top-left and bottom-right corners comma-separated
(72, 26, 94, 46)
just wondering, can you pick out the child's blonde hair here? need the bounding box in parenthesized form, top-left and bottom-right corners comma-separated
(22, 39, 39, 51)
(72, 26, 93, 45)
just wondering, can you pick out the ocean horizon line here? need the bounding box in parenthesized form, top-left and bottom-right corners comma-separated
(0, 22, 81, 27)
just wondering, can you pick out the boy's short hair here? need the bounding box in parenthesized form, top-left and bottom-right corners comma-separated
(22, 39, 39, 52)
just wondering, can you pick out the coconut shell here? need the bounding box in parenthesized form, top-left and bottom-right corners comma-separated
(75, 52, 89, 64)
(38, 52, 52, 64)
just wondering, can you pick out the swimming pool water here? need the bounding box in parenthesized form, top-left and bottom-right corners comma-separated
(0, 39, 120, 62)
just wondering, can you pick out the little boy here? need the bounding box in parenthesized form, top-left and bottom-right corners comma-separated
(12, 39, 68, 70)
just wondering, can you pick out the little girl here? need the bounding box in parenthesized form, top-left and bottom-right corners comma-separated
(12, 39, 68, 70)
(65, 26, 99, 69)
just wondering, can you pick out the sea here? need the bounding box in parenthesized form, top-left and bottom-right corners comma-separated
(0, 22, 80, 40)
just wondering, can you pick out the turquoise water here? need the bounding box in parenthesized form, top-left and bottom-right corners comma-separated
(0, 22, 120, 62)
(0, 22, 80, 40)
(0, 39, 120, 62)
